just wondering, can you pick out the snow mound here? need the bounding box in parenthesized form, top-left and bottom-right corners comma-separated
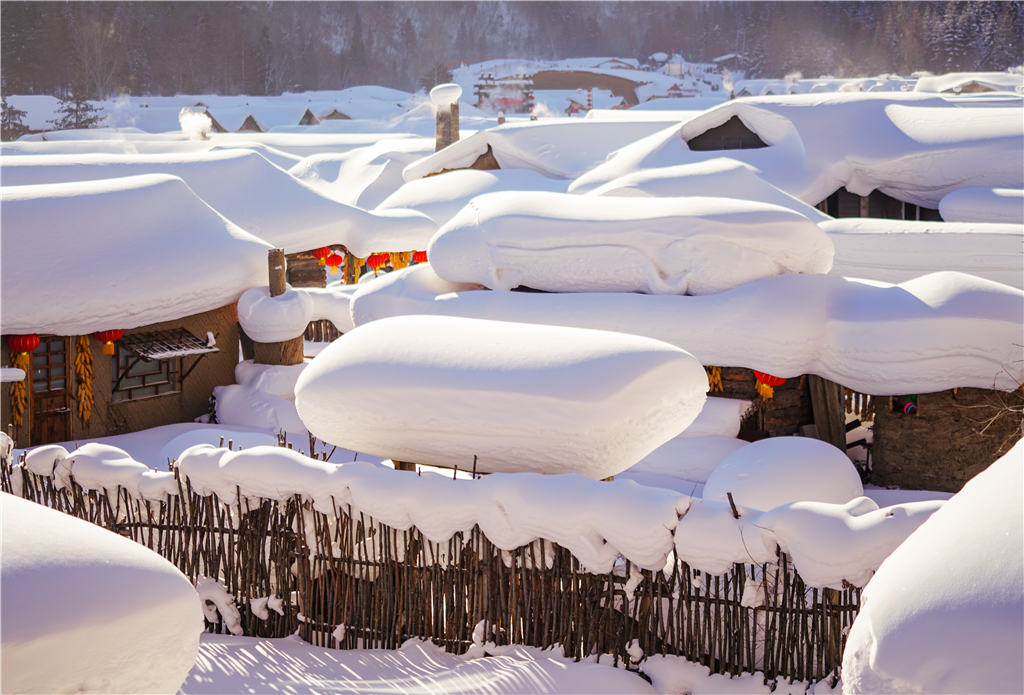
(1, 174, 271, 336)
(821, 217, 1024, 289)
(703, 437, 863, 511)
(295, 315, 709, 479)
(376, 168, 571, 227)
(677, 397, 752, 438)
(428, 192, 834, 295)
(213, 361, 308, 434)
(237, 286, 314, 343)
(351, 265, 1024, 395)
(0, 150, 438, 256)
(627, 436, 750, 485)
(841, 440, 1024, 694)
(0, 493, 203, 694)
(938, 187, 1024, 224)
(586, 157, 832, 224)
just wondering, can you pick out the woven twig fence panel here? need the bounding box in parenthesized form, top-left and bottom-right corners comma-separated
(4, 463, 858, 684)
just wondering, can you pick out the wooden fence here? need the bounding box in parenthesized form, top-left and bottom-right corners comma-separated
(1, 459, 857, 686)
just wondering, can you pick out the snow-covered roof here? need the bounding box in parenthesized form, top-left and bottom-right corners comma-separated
(351, 265, 1024, 395)
(914, 71, 1024, 94)
(1, 174, 272, 336)
(402, 118, 690, 181)
(0, 149, 438, 256)
(569, 93, 1024, 209)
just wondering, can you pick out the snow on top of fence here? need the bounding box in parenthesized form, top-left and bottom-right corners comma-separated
(13, 441, 944, 587)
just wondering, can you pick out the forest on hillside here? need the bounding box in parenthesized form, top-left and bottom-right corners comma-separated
(2, 1, 1022, 99)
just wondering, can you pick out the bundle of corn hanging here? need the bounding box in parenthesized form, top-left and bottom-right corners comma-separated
(706, 365, 723, 393)
(352, 257, 366, 281)
(75, 335, 94, 423)
(8, 352, 30, 427)
(390, 251, 412, 270)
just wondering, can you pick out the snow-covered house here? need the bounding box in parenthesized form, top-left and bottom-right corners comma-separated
(0, 175, 271, 447)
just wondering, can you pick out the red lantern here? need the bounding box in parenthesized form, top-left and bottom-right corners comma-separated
(92, 329, 124, 355)
(6, 334, 40, 356)
(312, 247, 332, 266)
(366, 253, 388, 271)
(413, 250, 428, 264)
(753, 371, 786, 399)
(325, 253, 343, 275)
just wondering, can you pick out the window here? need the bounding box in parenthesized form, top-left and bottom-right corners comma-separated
(32, 337, 66, 393)
(111, 343, 179, 402)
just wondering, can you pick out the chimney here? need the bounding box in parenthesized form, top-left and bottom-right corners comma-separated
(430, 83, 463, 151)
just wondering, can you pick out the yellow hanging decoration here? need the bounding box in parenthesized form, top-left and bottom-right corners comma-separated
(755, 381, 774, 399)
(8, 352, 30, 427)
(75, 335, 94, 423)
(390, 251, 411, 270)
(353, 257, 365, 281)
(706, 366, 723, 393)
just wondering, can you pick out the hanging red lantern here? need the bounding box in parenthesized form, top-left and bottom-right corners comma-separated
(92, 329, 124, 355)
(312, 247, 332, 266)
(413, 250, 428, 264)
(6, 334, 40, 356)
(753, 371, 786, 399)
(366, 253, 388, 271)
(324, 253, 343, 275)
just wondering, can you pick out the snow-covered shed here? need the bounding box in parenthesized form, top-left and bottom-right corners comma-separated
(0, 175, 271, 447)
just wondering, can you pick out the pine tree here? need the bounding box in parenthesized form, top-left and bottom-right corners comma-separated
(419, 62, 454, 92)
(48, 77, 101, 130)
(1, 95, 30, 141)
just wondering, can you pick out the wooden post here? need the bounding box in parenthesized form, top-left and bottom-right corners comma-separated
(344, 251, 357, 286)
(808, 375, 846, 452)
(254, 249, 305, 366)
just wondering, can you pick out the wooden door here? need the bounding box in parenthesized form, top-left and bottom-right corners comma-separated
(30, 336, 71, 446)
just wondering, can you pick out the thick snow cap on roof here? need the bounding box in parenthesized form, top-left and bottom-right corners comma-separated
(1, 174, 272, 336)
(295, 315, 709, 479)
(821, 218, 1024, 289)
(841, 440, 1024, 694)
(585, 157, 831, 223)
(427, 191, 834, 295)
(914, 71, 1024, 94)
(0, 493, 203, 694)
(351, 264, 1024, 395)
(569, 93, 1024, 209)
(0, 150, 438, 255)
(288, 138, 435, 209)
(403, 119, 687, 181)
(938, 187, 1024, 224)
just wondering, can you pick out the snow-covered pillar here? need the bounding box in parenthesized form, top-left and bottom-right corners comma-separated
(431, 83, 462, 152)
(253, 249, 304, 366)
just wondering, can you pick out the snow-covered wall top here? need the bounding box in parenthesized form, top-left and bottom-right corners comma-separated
(569, 93, 1024, 209)
(11, 441, 944, 589)
(350, 264, 1024, 395)
(427, 191, 834, 295)
(0, 150, 438, 256)
(1, 174, 272, 336)
(913, 71, 1024, 94)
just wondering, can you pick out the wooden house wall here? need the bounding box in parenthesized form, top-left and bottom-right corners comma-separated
(713, 367, 816, 440)
(530, 71, 641, 105)
(818, 187, 943, 221)
(871, 386, 1024, 492)
(1, 303, 239, 449)
(685, 115, 768, 151)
